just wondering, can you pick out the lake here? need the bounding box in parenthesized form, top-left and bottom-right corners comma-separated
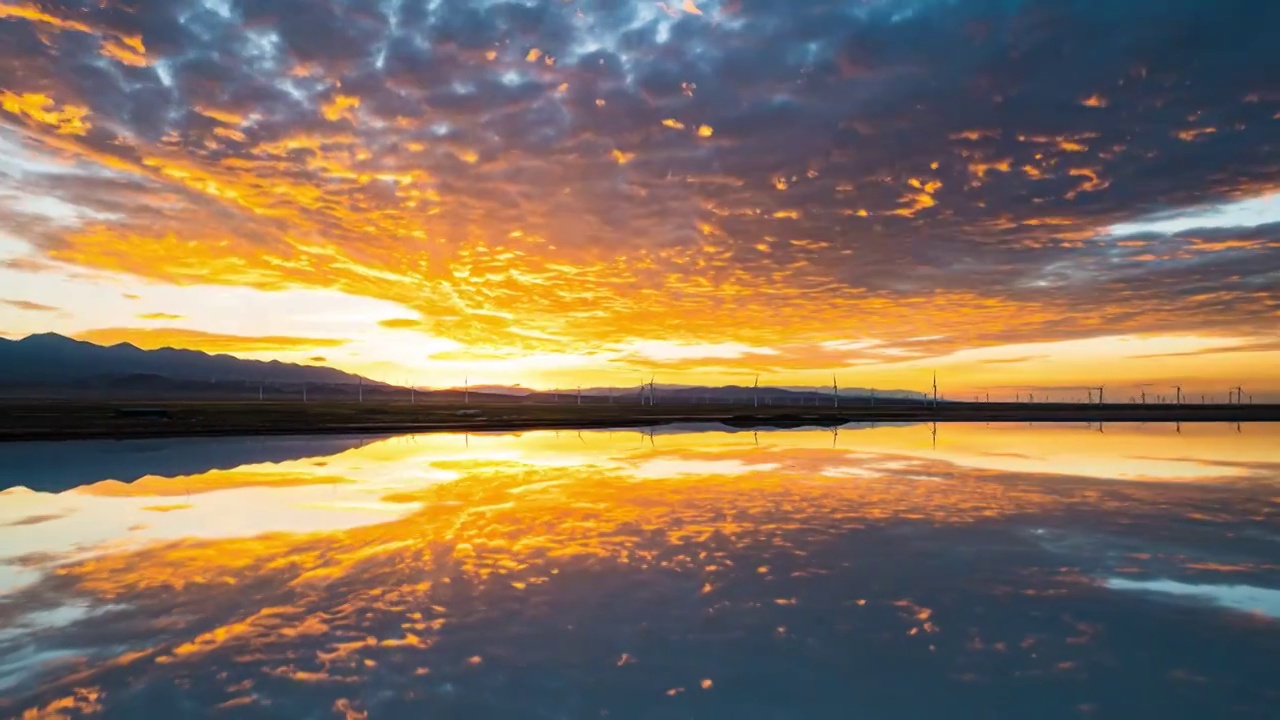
(1, 423, 1278, 718)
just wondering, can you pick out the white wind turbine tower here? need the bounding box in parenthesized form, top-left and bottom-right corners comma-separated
(464, 376, 469, 405)
(1172, 385, 1182, 406)
(832, 374, 839, 408)
(358, 376, 363, 403)
(649, 375, 656, 406)
(577, 385, 582, 405)
(754, 374, 760, 408)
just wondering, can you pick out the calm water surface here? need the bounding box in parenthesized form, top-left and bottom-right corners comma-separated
(1, 423, 1278, 719)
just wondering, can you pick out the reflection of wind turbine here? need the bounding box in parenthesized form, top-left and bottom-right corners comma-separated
(930, 421, 938, 450)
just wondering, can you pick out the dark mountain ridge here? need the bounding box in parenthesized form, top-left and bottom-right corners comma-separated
(0, 333, 375, 385)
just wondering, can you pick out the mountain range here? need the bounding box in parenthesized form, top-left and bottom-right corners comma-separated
(0, 333, 373, 386)
(0, 333, 925, 402)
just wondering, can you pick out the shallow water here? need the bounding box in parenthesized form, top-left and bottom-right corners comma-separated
(1, 422, 1278, 719)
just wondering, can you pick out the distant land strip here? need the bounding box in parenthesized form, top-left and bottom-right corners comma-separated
(0, 401, 1276, 442)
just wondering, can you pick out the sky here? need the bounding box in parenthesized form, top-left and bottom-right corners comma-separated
(0, 0, 1278, 399)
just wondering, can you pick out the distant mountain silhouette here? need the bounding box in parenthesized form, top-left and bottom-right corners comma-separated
(0, 333, 376, 386)
(0, 334, 927, 403)
(528, 384, 927, 403)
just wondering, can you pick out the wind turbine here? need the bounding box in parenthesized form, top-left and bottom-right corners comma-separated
(464, 376, 469, 405)
(833, 374, 839, 408)
(358, 376, 364, 404)
(1171, 385, 1182, 406)
(649, 375, 656, 406)
(577, 385, 582, 405)
(932, 371, 938, 408)
(1233, 386, 1244, 406)
(754, 374, 760, 409)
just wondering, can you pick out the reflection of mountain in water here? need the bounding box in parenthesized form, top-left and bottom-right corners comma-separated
(0, 435, 382, 492)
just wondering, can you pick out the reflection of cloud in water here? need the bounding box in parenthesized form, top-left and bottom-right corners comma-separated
(0, 424, 1275, 717)
(1105, 578, 1280, 620)
(629, 458, 781, 479)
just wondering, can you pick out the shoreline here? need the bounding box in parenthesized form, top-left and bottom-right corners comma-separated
(0, 401, 1276, 442)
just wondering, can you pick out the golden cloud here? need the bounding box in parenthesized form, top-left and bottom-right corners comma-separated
(74, 327, 349, 353)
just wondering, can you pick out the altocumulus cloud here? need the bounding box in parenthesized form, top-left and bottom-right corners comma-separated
(0, 0, 1277, 359)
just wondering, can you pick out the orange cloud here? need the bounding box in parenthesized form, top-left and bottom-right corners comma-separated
(73, 328, 348, 353)
(2, 298, 59, 312)
(101, 35, 149, 67)
(0, 91, 91, 135)
(378, 318, 423, 330)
